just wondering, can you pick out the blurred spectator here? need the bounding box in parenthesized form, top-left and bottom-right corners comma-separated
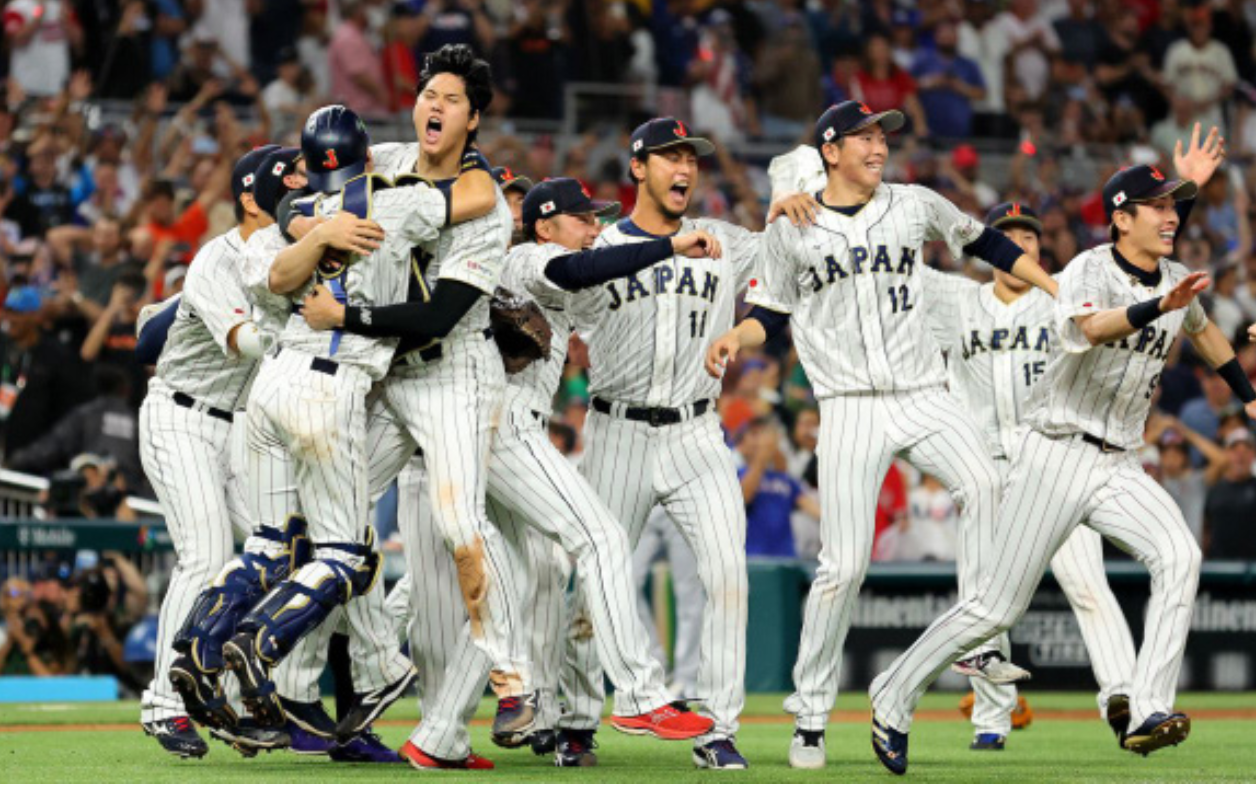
(0, 577, 72, 676)
(1094, 12, 1163, 128)
(80, 275, 147, 405)
(3, 0, 81, 98)
(688, 9, 755, 143)
(754, 13, 822, 141)
(6, 365, 145, 497)
(9, 135, 75, 237)
(911, 19, 985, 140)
(262, 47, 314, 140)
(853, 34, 928, 137)
(502, 0, 568, 121)
(1052, 0, 1105, 68)
(737, 418, 820, 559)
(146, 0, 189, 82)
(69, 555, 146, 690)
(650, 0, 701, 88)
(882, 473, 958, 562)
(1210, 265, 1245, 341)
(784, 406, 819, 481)
(0, 285, 93, 459)
(1180, 365, 1239, 464)
(986, 0, 1060, 106)
(189, 0, 251, 73)
(1203, 428, 1256, 559)
(91, 1, 153, 99)
(1152, 93, 1204, 160)
(871, 463, 908, 561)
(47, 216, 142, 325)
(328, 1, 389, 118)
(1162, 6, 1237, 135)
(166, 31, 257, 106)
(1148, 412, 1228, 542)
(416, 0, 496, 55)
(383, 5, 422, 114)
(1236, 253, 1256, 319)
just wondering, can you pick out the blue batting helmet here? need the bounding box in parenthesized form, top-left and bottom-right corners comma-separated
(302, 105, 370, 194)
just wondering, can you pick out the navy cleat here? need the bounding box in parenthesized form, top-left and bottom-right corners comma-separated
(530, 728, 557, 756)
(334, 666, 417, 744)
(491, 691, 538, 748)
(222, 633, 285, 728)
(555, 729, 597, 767)
(208, 719, 290, 758)
(872, 715, 909, 775)
(692, 738, 749, 770)
(169, 655, 237, 732)
(282, 697, 336, 739)
(330, 728, 402, 763)
(1122, 712, 1190, 756)
(970, 733, 1006, 751)
(143, 716, 208, 759)
(1107, 694, 1131, 743)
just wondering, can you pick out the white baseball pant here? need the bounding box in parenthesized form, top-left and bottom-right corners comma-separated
(139, 390, 248, 724)
(788, 387, 1002, 732)
(569, 406, 748, 746)
(631, 507, 703, 698)
(871, 429, 1201, 734)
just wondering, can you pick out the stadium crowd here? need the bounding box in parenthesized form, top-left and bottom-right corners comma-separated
(0, 0, 1252, 600)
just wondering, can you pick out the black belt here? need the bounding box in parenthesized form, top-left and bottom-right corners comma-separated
(591, 397, 710, 427)
(415, 328, 494, 363)
(173, 392, 234, 423)
(273, 346, 339, 376)
(1081, 433, 1126, 453)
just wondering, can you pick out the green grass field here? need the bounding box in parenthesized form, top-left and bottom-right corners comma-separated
(2, 693, 1254, 783)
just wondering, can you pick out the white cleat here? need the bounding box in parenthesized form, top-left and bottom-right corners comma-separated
(789, 729, 826, 770)
(951, 652, 1032, 685)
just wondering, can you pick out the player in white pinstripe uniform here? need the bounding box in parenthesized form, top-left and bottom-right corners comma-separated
(216, 105, 455, 736)
(920, 202, 1136, 750)
(304, 177, 719, 768)
(868, 163, 1256, 774)
(708, 101, 1058, 770)
(138, 145, 282, 758)
(555, 117, 816, 771)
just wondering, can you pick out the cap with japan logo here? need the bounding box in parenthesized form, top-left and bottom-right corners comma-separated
(629, 117, 715, 159)
(813, 101, 905, 150)
(1102, 165, 1198, 221)
(231, 144, 281, 203)
(521, 178, 620, 235)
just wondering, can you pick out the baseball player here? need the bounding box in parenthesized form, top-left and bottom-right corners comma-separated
(215, 104, 454, 733)
(138, 144, 282, 758)
(494, 166, 535, 244)
(302, 177, 720, 768)
(706, 101, 1057, 770)
(553, 117, 816, 770)
(921, 202, 1137, 750)
(868, 164, 1256, 774)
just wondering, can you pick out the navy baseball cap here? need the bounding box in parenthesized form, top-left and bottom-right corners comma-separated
(629, 117, 714, 159)
(493, 166, 534, 194)
(814, 101, 905, 149)
(253, 147, 303, 217)
(522, 178, 620, 232)
(1102, 165, 1197, 221)
(302, 105, 370, 193)
(985, 201, 1043, 235)
(232, 144, 280, 203)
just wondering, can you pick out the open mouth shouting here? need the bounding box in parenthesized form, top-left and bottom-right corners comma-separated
(424, 115, 443, 147)
(667, 180, 690, 209)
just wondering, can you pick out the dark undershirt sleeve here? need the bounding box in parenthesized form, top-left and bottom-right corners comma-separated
(746, 305, 790, 341)
(340, 280, 483, 345)
(544, 238, 674, 290)
(962, 227, 1023, 272)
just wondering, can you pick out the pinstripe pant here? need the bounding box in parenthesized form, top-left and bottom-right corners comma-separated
(788, 388, 1002, 732)
(569, 407, 747, 746)
(397, 399, 673, 758)
(363, 335, 529, 694)
(139, 390, 241, 724)
(871, 429, 1200, 734)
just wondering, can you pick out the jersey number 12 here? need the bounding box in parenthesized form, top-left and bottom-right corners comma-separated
(888, 284, 913, 313)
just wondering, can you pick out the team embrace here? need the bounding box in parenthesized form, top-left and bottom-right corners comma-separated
(135, 44, 1255, 774)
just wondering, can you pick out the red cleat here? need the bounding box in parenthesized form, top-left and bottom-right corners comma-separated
(609, 702, 714, 740)
(399, 740, 495, 770)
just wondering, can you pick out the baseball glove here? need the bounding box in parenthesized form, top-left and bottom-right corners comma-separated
(489, 288, 552, 374)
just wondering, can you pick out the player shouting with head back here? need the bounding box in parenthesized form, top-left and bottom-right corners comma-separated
(868, 158, 1256, 774)
(706, 101, 1056, 770)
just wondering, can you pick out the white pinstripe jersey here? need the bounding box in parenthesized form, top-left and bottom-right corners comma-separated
(1023, 245, 1208, 449)
(499, 242, 579, 415)
(369, 141, 510, 354)
(573, 217, 758, 408)
(921, 269, 1056, 458)
(746, 184, 984, 396)
(277, 179, 447, 380)
(240, 224, 296, 340)
(151, 228, 258, 411)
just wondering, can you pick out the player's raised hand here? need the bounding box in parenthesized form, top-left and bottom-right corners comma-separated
(299, 284, 346, 330)
(1174, 123, 1226, 189)
(319, 212, 385, 256)
(672, 230, 721, 260)
(705, 330, 741, 378)
(767, 191, 819, 227)
(1158, 272, 1210, 312)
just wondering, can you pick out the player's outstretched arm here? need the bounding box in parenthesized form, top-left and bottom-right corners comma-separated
(545, 231, 720, 292)
(1185, 319, 1256, 420)
(268, 212, 385, 295)
(1073, 271, 1210, 348)
(706, 313, 772, 378)
(300, 280, 481, 345)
